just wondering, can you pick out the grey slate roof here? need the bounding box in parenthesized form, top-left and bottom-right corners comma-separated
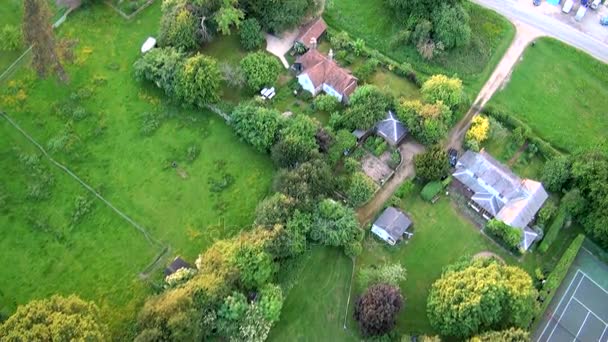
(164, 257, 192, 276)
(376, 111, 408, 146)
(453, 150, 548, 230)
(373, 206, 412, 240)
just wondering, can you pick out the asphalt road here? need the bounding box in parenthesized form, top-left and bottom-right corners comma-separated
(472, 0, 608, 63)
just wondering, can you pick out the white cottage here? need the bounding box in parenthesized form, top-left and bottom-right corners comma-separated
(292, 49, 357, 103)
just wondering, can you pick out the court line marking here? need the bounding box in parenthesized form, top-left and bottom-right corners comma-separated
(539, 270, 583, 340)
(573, 311, 590, 341)
(547, 274, 585, 342)
(571, 297, 608, 326)
(578, 269, 608, 295)
(599, 324, 608, 342)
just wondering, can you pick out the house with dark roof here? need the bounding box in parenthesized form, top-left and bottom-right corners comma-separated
(164, 256, 193, 277)
(371, 206, 413, 245)
(452, 150, 548, 250)
(293, 49, 357, 103)
(376, 111, 408, 146)
(295, 17, 327, 50)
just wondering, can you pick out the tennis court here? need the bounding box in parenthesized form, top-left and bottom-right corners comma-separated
(536, 249, 608, 342)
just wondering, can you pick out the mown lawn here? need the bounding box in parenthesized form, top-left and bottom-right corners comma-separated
(324, 0, 515, 97)
(0, 2, 274, 336)
(0, 123, 158, 337)
(268, 246, 357, 342)
(490, 38, 608, 152)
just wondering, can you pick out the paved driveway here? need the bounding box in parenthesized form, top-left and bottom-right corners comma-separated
(473, 0, 608, 63)
(266, 29, 299, 68)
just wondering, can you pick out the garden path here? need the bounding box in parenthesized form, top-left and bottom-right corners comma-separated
(446, 21, 543, 151)
(356, 139, 425, 225)
(265, 29, 299, 68)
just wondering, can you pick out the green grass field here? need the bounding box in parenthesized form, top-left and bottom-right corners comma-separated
(324, 0, 515, 97)
(490, 38, 608, 152)
(268, 246, 357, 342)
(0, 3, 274, 335)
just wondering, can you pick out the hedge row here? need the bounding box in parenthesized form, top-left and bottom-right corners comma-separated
(325, 28, 425, 87)
(485, 219, 522, 252)
(482, 106, 563, 159)
(421, 181, 443, 202)
(537, 234, 585, 318)
(538, 209, 567, 253)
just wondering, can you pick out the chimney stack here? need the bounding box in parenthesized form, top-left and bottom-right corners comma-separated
(328, 49, 334, 60)
(310, 37, 317, 49)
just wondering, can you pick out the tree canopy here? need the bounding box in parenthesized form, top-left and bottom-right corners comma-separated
(421, 74, 464, 108)
(397, 99, 452, 145)
(0, 295, 107, 341)
(354, 283, 403, 336)
(309, 198, 363, 257)
(469, 328, 530, 342)
(271, 114, 320, 168)
(414, 145, 449, 182)
(272, 159, 334, 210)
(230, 103, 283, 152)
(175, 53, 222, 106)
(241, 0, 314, 33)
(427, 258, 537, 338)
(341, 85, 393, 131)
(347, 172, 377, 207)
(240, 52, 282, 90)
(239, 18, 265, 50)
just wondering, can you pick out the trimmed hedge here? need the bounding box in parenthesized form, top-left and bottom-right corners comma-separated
(538, 209, 567, 253)
(485, 219, 522, 252)
(421, 181, 443, 202)
(537, 234, 585, 318)
(482, 106, 562, 159)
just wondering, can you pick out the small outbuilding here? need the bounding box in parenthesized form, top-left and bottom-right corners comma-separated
(294, 17, 327, 50)
(164, 256, 192, 277)
(376, 111, 408, 146)
(371, 206, 413, 245)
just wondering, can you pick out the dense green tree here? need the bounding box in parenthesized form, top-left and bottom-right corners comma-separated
(397, 99, 452, 145)
(469, 328, 530, 342)
(314, 94, 341, 113)
(537, 201, 558, 226)
(421, 74, 464, 109)
(0, 295, 107, 341)
(427, 259, 537, 338)
(239, 18, 265, 50)
(215, 0, 244, 35)
(354, 284, 403, 336)
(233, 244, 276, 289)
(273, 159, 334, 209)
(175, 53, 221, 106)
(258, 284, 283, 322)
(309, 199, 363, 256)
(485, 219, 523, 251)
(134, 47, 184, 96)
(254, 192, 297, 227)
(347, 171, 377, 207)
(23, 0, 67, 81)
(432, 3, 471, 49)
(359, 263, 407, 288)
(570, 144, 608, 248)
(231, 103, 283, 152)
(241, 0, 314, 32)
(561, 188, 586, 217)
(271, 114, 319, 168)
(541, 156, 571, 192)
(329, 129, 356, 164)
(414, 145, 449, 182)
(159, 0, 198, 51)
(217, 291, 248, 336)
(342, 85, 394, 130)
(240, 51, 282, 90)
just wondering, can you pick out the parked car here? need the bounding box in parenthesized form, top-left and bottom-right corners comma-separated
(575, 5, 588, 21)
(601, 16, 608, 25)
(590, 0, 601, 9)
(448, 148, 458, 167)
(534, 0, 542, 6)
(563, 0, 574, 13)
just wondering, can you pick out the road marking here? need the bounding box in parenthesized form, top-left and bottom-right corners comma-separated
(547, 274, 585, 342)
(571, 297, 608, 326)
(573, 311, 590, 341)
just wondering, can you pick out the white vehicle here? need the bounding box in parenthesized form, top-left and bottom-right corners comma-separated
(562, 0, 574, 13)
(575, 5, 587, 21)
(590, 0, 600, 10)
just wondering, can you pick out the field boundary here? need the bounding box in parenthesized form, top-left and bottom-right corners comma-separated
(0, 111, 169, 271)
(104, 0, 155, 20)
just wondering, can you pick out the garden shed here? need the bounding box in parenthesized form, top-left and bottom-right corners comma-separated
(371, 206, 413, 245)
(164, 256, 192, 276)
(375, 111, 408, 146)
